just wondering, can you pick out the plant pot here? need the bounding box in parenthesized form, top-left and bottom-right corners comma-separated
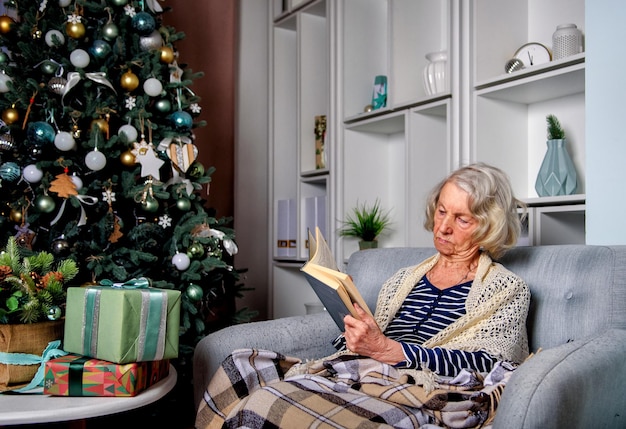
(0, 320, 64, 391)
(535, 138, 578, 196)
(358, 240, 378, 250)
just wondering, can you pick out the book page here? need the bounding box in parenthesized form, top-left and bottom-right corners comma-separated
(308, 227, 338, 271)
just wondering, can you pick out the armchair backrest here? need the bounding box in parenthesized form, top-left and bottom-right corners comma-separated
(346, 245, 626, 352)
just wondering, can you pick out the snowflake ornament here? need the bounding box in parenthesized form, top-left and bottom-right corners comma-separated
(39, 0, 48, 12)
(125, 96, 137, 110)
(102, 189, 116, 204)
(124, 5, 137, 17)
(158, 214, 172, 229)
(67, 13, 81, 24)
(190, 103, 201, 114)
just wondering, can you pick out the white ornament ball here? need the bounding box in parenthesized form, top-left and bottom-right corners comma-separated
(85, 150, 107, 171)
(0, 73, 12, 93)
(23, 164, 44, 183)
(70, 175, 83, 190)
(45, 30, 65, 47)
(118, 124, 138, 143)
(70, 49, 90, 68)
(59, 0, 72, 6)
(54, 131, 76, 151)
(143, 78, 163, 97)
(172, 252, 191, 271)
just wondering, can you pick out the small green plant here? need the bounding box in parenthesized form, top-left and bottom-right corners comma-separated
(339, 199, 392, 242)
(546, 114, 565, 140)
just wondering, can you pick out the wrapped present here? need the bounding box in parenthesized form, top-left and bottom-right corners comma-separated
(63, 279, 181, 364)
(44, 353, 170, 397)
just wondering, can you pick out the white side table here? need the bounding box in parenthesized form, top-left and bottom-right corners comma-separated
(0, 365, 177, 427)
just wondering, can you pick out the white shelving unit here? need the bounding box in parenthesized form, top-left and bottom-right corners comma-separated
(268, 0, 587, 318)
(269, 0, 331, 318)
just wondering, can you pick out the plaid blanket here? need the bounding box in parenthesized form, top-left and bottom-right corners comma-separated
(195, 349, 515, 429)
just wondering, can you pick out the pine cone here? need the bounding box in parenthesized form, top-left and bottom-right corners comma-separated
(0, 265, 12, 282)
(42, 271, 64, 288)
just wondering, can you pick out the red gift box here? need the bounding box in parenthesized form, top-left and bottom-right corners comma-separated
(44, 354, 169, 397)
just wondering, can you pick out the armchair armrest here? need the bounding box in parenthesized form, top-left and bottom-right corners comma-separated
(193, 312, 339, 410)
(493, 328, 626, 428)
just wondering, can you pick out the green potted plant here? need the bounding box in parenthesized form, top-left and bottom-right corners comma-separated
(0, 236, 79, 391)
(339, 199, 392, 250)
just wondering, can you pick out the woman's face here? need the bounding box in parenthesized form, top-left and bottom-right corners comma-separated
(432, 182, 480, 258)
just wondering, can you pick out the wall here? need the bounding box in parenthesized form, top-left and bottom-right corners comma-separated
(234, 1, 270, 318)
(586, 0, 626, 244)
(166, 1, 270, 317)
(165, 0, 236, 219)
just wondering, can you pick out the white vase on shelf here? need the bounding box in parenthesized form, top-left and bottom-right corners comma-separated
(423, 51, 448, 96)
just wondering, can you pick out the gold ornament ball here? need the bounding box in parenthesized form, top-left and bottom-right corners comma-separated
(120, 70, 139, 91)
(0, 15, 15, 34)
(159, 46, 175, 64)
(9, 207, 22, 223)
(66, 22, 86, 39)
(91, 118, 109, 135)
(2, 107, 18, 125)
(120, 149, 136, 166)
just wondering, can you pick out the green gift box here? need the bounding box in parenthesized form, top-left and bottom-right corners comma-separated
(63, 283, 181, 364)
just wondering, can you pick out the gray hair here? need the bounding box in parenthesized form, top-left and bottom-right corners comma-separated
(424, 163, 525, 259)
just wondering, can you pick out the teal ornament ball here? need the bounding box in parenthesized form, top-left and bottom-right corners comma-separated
(47, 305, 62, 321)
(176, 197, 191, 211)
(185, 283, 203, 302)
(89, 40, 111, 59)
(109, 0, 127, 6)
(141, 197, 159, 212)
(35, 194, 56, 213)
(40, 60, 59, 75)
(155, 98, 171, 113)
(0, 51, 8, 64)
(132, 12, 156, 36)
(169, 111, 193, 131)
(27, 121, 56, 146)
(102, 22, 119, 41)
(0, 162, 20, 182)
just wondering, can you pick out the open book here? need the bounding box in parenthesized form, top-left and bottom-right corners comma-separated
(301, 227, 373, 331)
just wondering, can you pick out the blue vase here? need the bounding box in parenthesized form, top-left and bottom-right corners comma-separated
(535, 139, 577, 196)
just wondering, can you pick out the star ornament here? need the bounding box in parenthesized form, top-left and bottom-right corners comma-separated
(132, 140, 165, 179)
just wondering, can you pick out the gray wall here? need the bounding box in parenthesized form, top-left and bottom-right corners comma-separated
(234, 1, 270, 318)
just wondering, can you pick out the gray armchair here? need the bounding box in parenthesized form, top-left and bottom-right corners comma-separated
(193, 245, 626, 428)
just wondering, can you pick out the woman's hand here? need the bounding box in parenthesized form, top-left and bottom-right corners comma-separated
(343, 303, 405, 365)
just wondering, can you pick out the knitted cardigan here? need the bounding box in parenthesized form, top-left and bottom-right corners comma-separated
(375, 252, 531, 365)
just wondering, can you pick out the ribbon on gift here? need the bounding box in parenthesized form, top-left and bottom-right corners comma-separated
(68, 355, 91, 396)
(62, 72, 117, 105)
(0, 340, 68, 393)
(50, 195, 99, 227)
(81, 279, 167, 362)
(99, 277, 151, 289)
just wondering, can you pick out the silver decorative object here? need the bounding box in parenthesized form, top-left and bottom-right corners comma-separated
(505, 58, 525, 73)
(48, 76, 67, 95)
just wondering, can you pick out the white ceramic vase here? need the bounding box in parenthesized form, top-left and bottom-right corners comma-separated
(423, 51, 448, 96)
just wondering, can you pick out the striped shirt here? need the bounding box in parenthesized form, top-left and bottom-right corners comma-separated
(333, 276, 497, 376)
(386, 276, 497, 375)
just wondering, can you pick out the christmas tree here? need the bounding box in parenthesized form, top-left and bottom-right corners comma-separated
(0, 0, 253, 374)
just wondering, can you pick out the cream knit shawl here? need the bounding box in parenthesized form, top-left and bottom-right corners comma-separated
(286, 252, 530, 378)
(375, 252, 530, 365)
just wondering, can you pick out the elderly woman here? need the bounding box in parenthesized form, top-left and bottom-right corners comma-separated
(197, 163, 530, 429)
